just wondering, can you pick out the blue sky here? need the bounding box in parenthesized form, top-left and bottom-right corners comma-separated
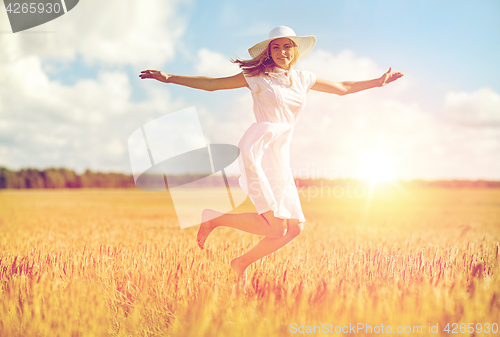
(1, 0, 499, 180)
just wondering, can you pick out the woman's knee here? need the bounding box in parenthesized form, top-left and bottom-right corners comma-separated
(261, 212, 288, 238)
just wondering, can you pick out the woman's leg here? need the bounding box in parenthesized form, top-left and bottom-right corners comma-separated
(197, 209, 288, 248)
(230, 219, 303, 277)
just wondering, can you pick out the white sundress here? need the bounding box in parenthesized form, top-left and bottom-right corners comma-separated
(238, 67, 317, 223)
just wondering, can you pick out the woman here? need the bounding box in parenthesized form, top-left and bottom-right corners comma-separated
(140, 26, 403, 287)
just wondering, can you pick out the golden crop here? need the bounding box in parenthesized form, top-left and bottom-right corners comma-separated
(1, 186, 499, 336)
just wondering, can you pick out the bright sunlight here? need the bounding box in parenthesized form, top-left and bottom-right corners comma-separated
(357, 151, 397, 183)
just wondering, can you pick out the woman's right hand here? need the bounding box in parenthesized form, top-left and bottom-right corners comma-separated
(139, 70, 170, 83)
(138, 71, 247, 91)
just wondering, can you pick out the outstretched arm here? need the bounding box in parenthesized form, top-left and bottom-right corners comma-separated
(139, 70, 248, 91)
(311, 67, 404, 96)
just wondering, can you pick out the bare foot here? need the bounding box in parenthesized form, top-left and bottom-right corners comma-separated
(196, 209, 219, 249)
(230, 258, 248, 293)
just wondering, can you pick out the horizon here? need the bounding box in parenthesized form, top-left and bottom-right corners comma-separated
(2, 165, 500, 184)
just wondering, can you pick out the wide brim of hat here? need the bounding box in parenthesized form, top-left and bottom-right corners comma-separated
(248, 35, 316, 61)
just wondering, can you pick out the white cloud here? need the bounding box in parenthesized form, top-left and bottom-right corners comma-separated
(443, 87, 500, 126)
(195, 48, 241, 77)
(297, 49, 384, 81)
(0, 0, 189, 67)
(0, 48, 186, 172)
(0, 0, 192, 172)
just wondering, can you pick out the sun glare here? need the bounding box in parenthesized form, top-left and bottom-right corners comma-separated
(358, 151, 397, 183)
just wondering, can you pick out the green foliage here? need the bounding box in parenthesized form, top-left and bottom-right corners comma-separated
(0, 167, 135, 189)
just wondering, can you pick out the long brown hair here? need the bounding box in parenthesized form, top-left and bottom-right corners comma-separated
(231, 39, 300, 77)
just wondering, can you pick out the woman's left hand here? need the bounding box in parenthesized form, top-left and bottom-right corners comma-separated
(379, 67, 404, 86)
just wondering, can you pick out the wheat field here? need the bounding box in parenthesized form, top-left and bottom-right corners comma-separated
(1, 185, 499, 336)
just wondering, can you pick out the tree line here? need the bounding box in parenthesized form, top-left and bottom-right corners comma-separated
(0, 167, 136, 189)
(0, 167, 238, 189)
(1, 166, 499, 189)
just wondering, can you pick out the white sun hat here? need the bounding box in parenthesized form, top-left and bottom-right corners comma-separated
(248, 26, 316, 61)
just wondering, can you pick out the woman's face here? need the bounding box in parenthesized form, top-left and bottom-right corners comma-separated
(269, 38, 295, 70)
